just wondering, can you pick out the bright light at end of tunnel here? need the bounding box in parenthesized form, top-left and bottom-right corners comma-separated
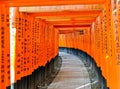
(106, 55, 109, 59)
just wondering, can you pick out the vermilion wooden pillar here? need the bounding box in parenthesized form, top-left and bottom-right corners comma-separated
(0, 3, 10, 89)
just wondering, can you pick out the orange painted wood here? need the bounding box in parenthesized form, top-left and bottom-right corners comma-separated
(47, 20, 94, 26)
(1, 0, 106, 6)
(54, 25, 90, 28)
(0, 4, 10, 88)
(30, 11, 101, 17)
(14, 8, 21, 81)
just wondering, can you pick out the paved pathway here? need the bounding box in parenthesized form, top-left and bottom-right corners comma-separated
(48, 52, 91, 89)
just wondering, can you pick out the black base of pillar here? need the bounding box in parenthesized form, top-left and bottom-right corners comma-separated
(8, 55, 62, 89)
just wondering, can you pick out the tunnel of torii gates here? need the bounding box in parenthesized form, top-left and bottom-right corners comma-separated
(0, 0, 120, 89)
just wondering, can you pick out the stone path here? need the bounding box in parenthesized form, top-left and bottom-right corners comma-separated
(48, 52, 91, 89)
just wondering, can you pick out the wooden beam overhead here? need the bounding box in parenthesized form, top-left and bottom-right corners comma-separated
(46, 18, 95, 21)
(59, 30, 78, 34)
(54, 25, 90, 28)
(58, 27, 89, 30)
(30, 11, 101, 18)
(19, 5, 103, 12)
(47, 20, 94, 25)
(58, 27, 90, 34)
(1, 0, 106, 6)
